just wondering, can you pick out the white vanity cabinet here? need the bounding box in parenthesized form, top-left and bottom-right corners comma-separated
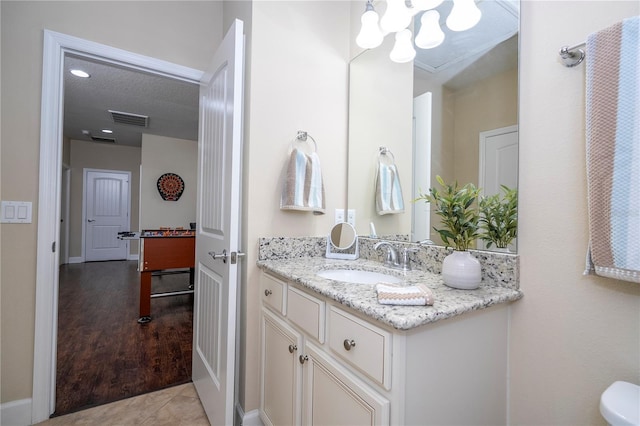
(260, 271, 510, 426)
(260, 272, 389, 426)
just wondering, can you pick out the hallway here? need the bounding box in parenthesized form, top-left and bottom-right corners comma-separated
(55, 260, 193, 416)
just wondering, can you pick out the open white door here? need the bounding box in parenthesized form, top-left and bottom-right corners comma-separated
(192, 19, 244, 426)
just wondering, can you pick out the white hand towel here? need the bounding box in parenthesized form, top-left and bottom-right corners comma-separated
(281, 148, 326, 214)
(376, 283, 434, 306)
(375, 162, 405, 215)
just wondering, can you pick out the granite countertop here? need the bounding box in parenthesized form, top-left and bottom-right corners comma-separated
(257, 257, 523, 331)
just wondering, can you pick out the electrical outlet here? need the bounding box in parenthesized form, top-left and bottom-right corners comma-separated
(334, 209, 345, 224)
(347, 209, 356, 227)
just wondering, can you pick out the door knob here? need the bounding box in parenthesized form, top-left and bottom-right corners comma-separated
(208, 249, 228, 263)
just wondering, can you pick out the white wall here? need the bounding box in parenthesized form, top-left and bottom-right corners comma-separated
(140, 134, 197, 230)
(348, 35, 413, 237)
(68, 140, 141, 258)
(511, 2, 640, 424)
(0, 0, 223, 405)
(242, 0, 351, 413)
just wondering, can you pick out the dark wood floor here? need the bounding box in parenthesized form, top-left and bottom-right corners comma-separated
(55, 260, 193, 417)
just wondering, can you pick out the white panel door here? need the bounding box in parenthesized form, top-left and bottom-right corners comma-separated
(84, 169, 130, 261)
(478, 125, 519, 250)
(192, 19, 244, 426)
(479, 125, 518, 196)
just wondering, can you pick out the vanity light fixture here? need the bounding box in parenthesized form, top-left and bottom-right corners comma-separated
(414, 10, 445, 49)
(446, 0, 482, 31)
(356, 1, 385, 49)
(389, 29, 417, 63)
(356, 0, 482, 63)
(70, 69, 90, 78)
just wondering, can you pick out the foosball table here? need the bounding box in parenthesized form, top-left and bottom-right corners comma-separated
(137, 229, 196, 323)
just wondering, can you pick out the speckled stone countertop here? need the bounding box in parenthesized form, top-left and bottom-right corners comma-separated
(257, 255, 523, 331)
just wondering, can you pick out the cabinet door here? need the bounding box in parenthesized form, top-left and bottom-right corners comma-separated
(302, 342, 389, 426)
(261, 309, 302, 426)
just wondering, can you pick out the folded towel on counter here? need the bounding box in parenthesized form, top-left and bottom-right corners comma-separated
(375, 161, 404, 215)
(376, 283, 434, 306)
(281, 148, 325, 214)
(584, 16, 640, 283)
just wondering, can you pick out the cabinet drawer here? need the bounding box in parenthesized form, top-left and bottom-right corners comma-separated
(287, 286, 325, 343)
(328, 306, 391, 389)
(261, 273, 286, 314)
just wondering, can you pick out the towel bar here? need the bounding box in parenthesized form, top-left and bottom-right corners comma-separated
(559, 42, 586, 67)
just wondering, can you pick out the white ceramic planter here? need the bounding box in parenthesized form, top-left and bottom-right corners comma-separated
(441, 250, 482, 289)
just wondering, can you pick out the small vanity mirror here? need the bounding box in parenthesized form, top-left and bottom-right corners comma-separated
(326, 222, 359, 260)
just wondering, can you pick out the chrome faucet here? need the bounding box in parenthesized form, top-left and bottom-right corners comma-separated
(374, 242, 419, 271)
(374, 241, 399, 268)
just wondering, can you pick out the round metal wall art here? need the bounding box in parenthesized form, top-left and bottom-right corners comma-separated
(157, 173, 185, 201)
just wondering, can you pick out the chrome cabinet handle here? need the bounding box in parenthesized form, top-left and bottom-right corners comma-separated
(264, 289, 272, 296)
(288, 344, 297, 353)
(343, 339, 356, 351)
(208, 249, 228, 263)
(299, 355, 308, 364)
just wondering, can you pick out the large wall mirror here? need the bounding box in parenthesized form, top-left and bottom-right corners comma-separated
(348, 0, 519, 252)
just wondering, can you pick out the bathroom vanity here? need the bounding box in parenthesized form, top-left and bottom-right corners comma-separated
(257, 242, 522, 426)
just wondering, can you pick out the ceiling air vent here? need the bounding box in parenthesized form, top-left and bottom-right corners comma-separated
(108, 109, 149, 127)
(90, 134, 116, 143)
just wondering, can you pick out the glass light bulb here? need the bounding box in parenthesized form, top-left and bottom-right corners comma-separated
(389, 29, 416, 63)
(415, 10, 445, 49)
(446, 0, 481, 32)
(411, 0, 444, 11)
(380, 0, 412, 33)
(356, 9, 384, 49)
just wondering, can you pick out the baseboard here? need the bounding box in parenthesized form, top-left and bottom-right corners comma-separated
(68, 255, 139, 263)
(236, 403, 263, 426)
(0, 398, 32, 426)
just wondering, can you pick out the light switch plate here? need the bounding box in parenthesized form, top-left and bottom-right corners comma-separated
(1, 201, 33, 223)
(347, 209, 356, 227)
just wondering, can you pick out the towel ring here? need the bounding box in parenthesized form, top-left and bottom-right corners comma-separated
(290, 130, 317, 153)
(378, 146, 395, 164)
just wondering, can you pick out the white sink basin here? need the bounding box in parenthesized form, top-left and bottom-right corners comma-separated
(317, 269, 401, 284)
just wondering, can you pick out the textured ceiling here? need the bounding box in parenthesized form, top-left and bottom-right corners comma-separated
(413, 0, 519, 74)
(63, 55, 199, 147)
(64, 0, 517, 148)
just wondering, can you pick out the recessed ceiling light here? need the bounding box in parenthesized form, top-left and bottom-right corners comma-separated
(70, 69, 90, 78)
(101, 129, 113, 134)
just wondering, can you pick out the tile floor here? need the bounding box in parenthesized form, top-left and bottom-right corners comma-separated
(35, 383, 209, 425)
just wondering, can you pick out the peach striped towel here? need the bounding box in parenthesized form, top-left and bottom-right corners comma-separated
(376, 283, 434, 306)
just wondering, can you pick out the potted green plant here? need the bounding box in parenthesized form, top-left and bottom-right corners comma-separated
(479, 185, 518, 251)
(415, 176, 482, 289)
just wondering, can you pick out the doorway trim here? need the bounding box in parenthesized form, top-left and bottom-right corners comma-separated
(33, 30, 203, 424)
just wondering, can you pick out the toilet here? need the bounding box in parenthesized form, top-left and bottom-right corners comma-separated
(600, 381, 640, 425)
